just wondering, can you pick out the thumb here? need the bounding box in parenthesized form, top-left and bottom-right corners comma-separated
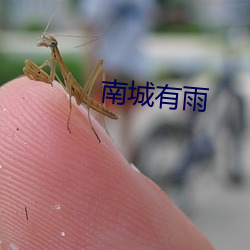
(0, 77, 213, 249)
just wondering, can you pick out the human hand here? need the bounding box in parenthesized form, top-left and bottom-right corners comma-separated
(0, 77, 213, 249)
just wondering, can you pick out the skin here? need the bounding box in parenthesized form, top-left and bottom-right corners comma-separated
(0, 77, 214, 250)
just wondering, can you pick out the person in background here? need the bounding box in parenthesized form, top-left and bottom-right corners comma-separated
(77, 0, 157, 159)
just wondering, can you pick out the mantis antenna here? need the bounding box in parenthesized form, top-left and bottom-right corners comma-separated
(44, 0, 63, 33)
(43, 0, 99, 48)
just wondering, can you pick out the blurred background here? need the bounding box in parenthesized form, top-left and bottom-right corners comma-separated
(1, 0, 250, 249)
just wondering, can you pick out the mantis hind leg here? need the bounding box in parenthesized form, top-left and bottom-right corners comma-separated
(79, 59, 105, 142)
(81, 59, 109, 142)
(87, 106, 101, 143)
(85, 68, 104, 143)
(100, 70, 111, 136)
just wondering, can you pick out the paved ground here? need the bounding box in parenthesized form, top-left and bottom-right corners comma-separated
(191, 104, 250, 250)
(193, 176, 250, 250)
(129, 78, 250, 250)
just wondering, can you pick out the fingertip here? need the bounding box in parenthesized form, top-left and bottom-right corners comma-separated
(0, 77, 213, 249)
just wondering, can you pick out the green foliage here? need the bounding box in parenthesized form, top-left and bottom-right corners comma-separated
(0, 54, 24, 86)
(154, 23, 202, 33)
(0, 53, 85, 87)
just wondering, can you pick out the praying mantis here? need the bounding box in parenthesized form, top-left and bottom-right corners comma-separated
(23, 31, 119, 142)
